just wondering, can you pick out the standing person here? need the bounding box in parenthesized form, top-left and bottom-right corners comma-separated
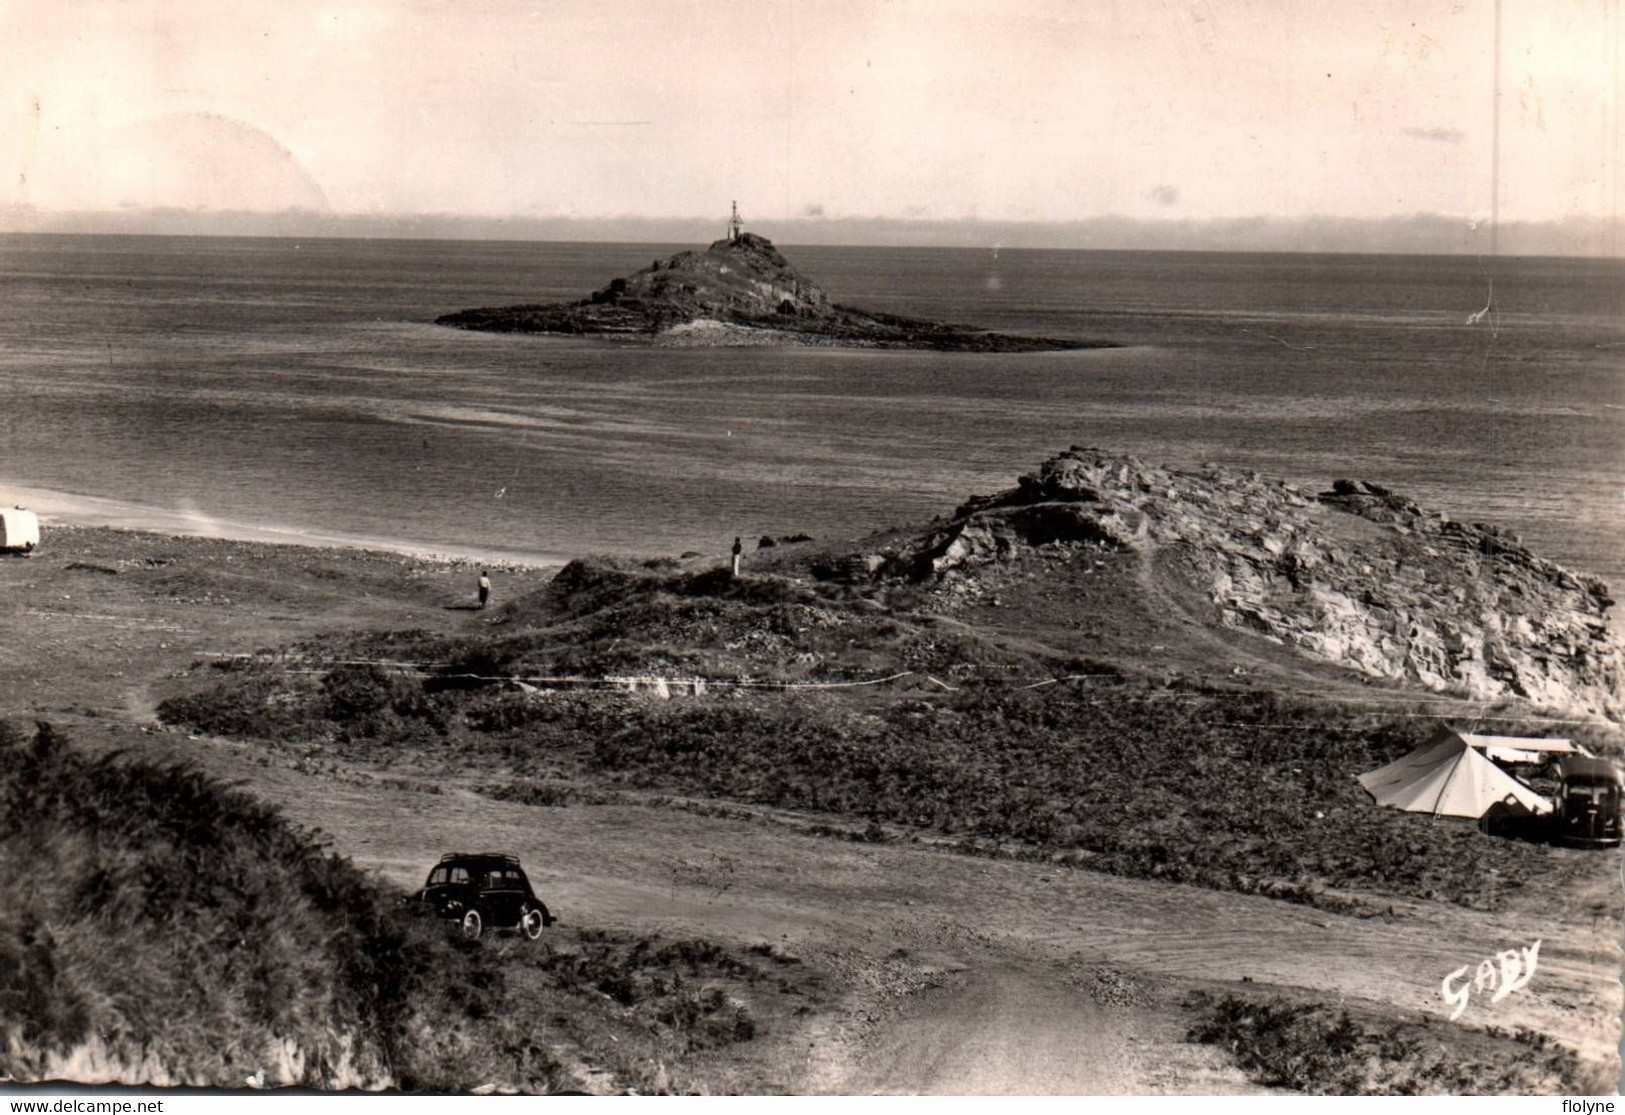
(477, 570, 491, 609)
(730, 537, 743, 578)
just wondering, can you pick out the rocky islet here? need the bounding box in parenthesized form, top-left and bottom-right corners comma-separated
(436, 232, 1110, 353)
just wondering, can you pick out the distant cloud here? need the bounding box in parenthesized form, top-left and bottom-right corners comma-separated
(1403, 126, 1466, 143)
(802, 203, 826, 218)
(1146, 184, 1180, 206)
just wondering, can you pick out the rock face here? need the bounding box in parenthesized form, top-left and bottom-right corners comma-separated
(892, 448, 1624, 720)
(436, 233, 1110, 353)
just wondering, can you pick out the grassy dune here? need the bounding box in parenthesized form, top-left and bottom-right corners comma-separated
(0, 722, 809, 1092)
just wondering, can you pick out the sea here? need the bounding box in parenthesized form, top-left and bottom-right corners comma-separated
(0, 233, 1621, 586)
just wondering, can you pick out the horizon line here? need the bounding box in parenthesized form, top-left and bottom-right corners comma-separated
(2, 207, 1619, 259)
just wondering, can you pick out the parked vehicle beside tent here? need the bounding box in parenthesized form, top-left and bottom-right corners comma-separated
(0, 508, 39, 553)
(1358, 725, 1623, 849)
(1356, 727, 1553, 820)
(1554, 756, 1623, 848)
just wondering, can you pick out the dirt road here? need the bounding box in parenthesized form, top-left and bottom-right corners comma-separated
(843, 965, 1145, 1094)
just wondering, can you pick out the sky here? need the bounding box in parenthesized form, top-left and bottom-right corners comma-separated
(1, 0, 1619, 243)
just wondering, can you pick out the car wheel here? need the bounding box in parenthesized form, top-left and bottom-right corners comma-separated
(521, 906, 546, 940)
(460, 909, 483, 940)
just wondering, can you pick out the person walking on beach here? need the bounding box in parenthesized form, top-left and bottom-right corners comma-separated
(730, 537, 743, 578)
(477, 570, 491, 609)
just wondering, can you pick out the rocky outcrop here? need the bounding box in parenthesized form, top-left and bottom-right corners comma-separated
(436, 233, 1110, 353)
(890, 448, 1624, 720)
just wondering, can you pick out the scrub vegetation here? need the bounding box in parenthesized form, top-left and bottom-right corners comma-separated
(1185, 991, 1597, 1095)
(157, 555, 1598, 914)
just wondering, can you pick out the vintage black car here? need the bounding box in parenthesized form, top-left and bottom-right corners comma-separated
(1555, 756, 1623, 848)
(418, 852, 556, 940)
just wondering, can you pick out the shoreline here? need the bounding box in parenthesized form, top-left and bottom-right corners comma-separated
(0, 481, 568, 571)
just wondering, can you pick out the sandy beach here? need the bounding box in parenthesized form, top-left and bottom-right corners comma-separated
(0, 480, 568, 571)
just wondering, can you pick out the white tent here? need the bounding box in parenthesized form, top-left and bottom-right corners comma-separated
(0, 508, 39, 551)
(1358, 728, 1552, 819)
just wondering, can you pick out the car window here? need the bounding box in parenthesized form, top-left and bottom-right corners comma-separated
(504, 869, 525, 886)
(427, 867, 448, 886)
(449, 867, 471, 885)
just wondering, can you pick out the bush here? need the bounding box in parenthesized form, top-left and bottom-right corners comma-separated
(1187, 992, 1587, 1095)
(526, 933, 769, 1056)
(157, 674, 324, 742)
(322, 663, 396, 720)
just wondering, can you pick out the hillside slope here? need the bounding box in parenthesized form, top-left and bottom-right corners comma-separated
(0, 722, 451, 1089)
(436, 233, 1110, 352)
(0, 722, 794, 1092)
